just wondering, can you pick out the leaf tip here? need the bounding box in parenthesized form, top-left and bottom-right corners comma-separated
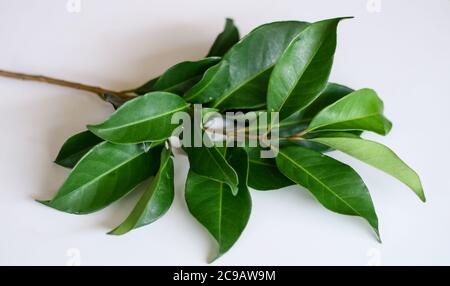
(418, 191, 426, 203)
(106, 229, 121, 236)
(374, 228, 382, 243)
(107, 225, 130, 236)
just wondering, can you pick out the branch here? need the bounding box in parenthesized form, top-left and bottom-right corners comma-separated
(0, 69, 136, 100)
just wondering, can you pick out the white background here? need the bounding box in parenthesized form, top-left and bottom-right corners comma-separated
(0, 0, 449, 266)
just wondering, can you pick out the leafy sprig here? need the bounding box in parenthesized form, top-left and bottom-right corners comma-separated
(0, 17, 425, 261)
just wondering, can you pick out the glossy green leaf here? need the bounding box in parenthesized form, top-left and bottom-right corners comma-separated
(109, 147, 174, 235)
(277, 83, 353, 131)
(306, 88, 392, 135)
(268, 18, 348, 120)
(54, 130, 103, 168)
(280, 131, 362, 153)
(133, 77, 160, 96)
(276, 146, 379, 239)
(183, 116, 239, 195)
(245, 147, 293, 190)
(295, 83, 354, 123)
(133, 57, 221, 96)
(184, 144, 239, 195)
(153, 57, 221, 94)
(185, 148, 251, 260)
(308, 137, 425, 201)
(41, 142, 161, 214)
(185, 21, 310, 110)
(207, 18, 240, 57)
(88, 92, 189, 144)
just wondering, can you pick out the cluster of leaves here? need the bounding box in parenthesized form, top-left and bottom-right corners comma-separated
(43, 18, 425, 261)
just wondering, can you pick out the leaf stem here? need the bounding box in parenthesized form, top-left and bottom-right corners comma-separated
(0, 69, 136, 100)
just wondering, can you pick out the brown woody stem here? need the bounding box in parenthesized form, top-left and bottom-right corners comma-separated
(0, 69, 136, 100)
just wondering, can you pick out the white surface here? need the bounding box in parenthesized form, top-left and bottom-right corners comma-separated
(0, 0, 449, 266)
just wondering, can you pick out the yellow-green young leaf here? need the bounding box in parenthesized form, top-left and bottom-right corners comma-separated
(207, 18, 240, 57)
(185, 21, 310, 110)
(109, 147, 174, 235)
(308, 137, 425, 202)
(88, 92, 189, 144)
(185, 148, 251, 260)
(267, 18, 349, 120)
(305, 88, 392, 135)
(276, 146, 380, 239)
(40, 142, 162, 214)
(54, 130, 103, 168)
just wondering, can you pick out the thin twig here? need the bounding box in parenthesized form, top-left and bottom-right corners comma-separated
(0, 69, 136, 100)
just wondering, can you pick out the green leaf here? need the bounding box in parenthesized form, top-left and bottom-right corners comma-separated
(133, 77, 160, 95)
(109, 147, 174, 235)
(88, 92, 189, 144)
(54, 130, 103, 168)
(207, 18, 240, 57)
(305, 88, 392, 135)
(185, 148, 251, 260)
(276, 146, 379, 239)
(40, 142, 162, 214)
(183, 116, 239, 195)
(292, 82, 354, 124)
(307, 137, 425, 202)
(153, 57, 221, 94)
(277, 83, 353, 131)
(245, 147, 293, 190)
(184, 145, 239, 195)
(133, 57, 220, 95)
(267, 18, 349, 120)
(185, 21, 310, 110)
(280, 131, 362, 152)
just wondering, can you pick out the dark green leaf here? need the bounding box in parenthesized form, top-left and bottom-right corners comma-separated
(305, 88, 392, 135)
(245, 147, 293, 190)
(40, 142, 161, 214)
(267, 18, 349, 120)
(274, 83, 354, 137)
(185, 148, 251, 260)
(133, 57, 220, 95)
(184, 144, 239, 195)
(291, 83, 354, 123)
(207, 18, 240, 57)
(54, 130, 103, 168)
(109, 147, 174, 235)
(133, 77, 160, 96)
(151, 57, 221, 94)
(185, 21, 310, 110)
(276, 146, 379, 239)
(308, 137, 425, 201)
(88, 92, 189, 144)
